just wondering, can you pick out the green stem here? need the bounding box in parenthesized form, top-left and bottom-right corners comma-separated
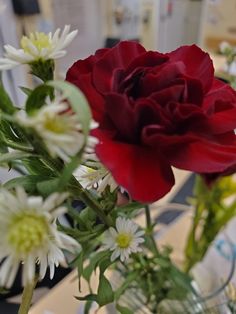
(17, 127, 114, 227)
(2, 140, 33, 153)
(18, 277, 38, 314)
(71, 180, 113, 227)
(145, 205, 152, 229)
(145, 205, 159, 256)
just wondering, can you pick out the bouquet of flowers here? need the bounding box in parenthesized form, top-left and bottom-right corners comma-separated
(0, 25, 236, 314)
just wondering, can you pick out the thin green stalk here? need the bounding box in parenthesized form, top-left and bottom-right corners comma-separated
(18, 277, 38, 314)
(145, 205, 159, 256)
(145, 205, 152, 229)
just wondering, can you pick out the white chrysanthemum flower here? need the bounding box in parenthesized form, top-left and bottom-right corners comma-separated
(219, 41, 231, 53)
(74, 162, 118, 194)
(0, 187, 80, 288)
(103, 217, 145, 262)
(219, 41, 236, 54)
(0, 25, 78, 70)
(16, 96, 98, 162)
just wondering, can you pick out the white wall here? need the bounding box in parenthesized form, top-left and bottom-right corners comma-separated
(0, 0, 27, 106)
(52, 0, 105, 76)
(156, 0, 204, 53)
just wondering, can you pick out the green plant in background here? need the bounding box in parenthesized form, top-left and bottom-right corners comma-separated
(217, 41, 236, 88)
(184, 175, 236, 273)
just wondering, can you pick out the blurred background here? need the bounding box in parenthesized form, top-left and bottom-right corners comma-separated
(0, 1, 236, 312)
(0, 0, 236, 106)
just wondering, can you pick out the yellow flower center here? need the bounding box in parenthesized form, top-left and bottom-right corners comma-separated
(43, 114, 68, 134)
(116, 233, 132, 249)
(20, 32, 51, 54)
(8, 213, 49, 254)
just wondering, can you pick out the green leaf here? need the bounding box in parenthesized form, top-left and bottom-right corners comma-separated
(169, 266, 194, 297)
(115, 202, 144, 214)
(49, 81, 91, 137)
(0, 151, 32, 165)
(77, 251, 84, 292)
(0, 143, 8, 154)
(75, 294, 98, 303)
(36, 178, 60, 196)
(57, 151, 83, 191)
(30, 59, 54, 82)
(20, 86, 32, 96)
(4, 175, 48, 193)
(84, 300, 93, 314)
(97, 273, 114, 306)
(0, 84, 16, 114)
(23, 158, 53, 176)
(116, 304, 133, 314)
(83, 251, 109, 282)
(25, 84, 53, 115)
(0, 120, 22, 143)
(77, 251, 84, 274)
(99, 257, 114, 275)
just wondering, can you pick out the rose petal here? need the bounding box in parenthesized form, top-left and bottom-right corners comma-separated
(168, 140, 236, 173)
(66, 51, 108, 121)
(205, 107, 236, 134)
(93, 41, 146, 93)
(203, 79, 236, 113)
(104, 93, 137, 142)
(167, 45, 214, 93)
(95, 137, 175, 203)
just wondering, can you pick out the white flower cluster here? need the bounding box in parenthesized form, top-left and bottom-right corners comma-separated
(103, 217, 145, 262)
(0, 187, 79, 287)
(0, 25, 78, 70)
(16, 95, 98, 163)
(74, 162, 118, 194)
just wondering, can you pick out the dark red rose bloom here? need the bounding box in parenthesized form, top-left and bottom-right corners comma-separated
(66, 41, 236, 203)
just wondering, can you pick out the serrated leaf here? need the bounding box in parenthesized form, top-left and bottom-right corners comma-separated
(0, 84, 16, 114)
(49, 81, 91, 137)
(25, 84, 53, 115)
(116, 304, 133, 314)
(97, 274, 114, 306)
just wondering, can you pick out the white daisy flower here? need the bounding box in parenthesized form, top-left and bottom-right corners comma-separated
(0, 25, 78, 70)
(16, 95, 98, 162)
(103, 217, 145, 262)
(74, 162, 118, 194)
(0, 187, 80, 288)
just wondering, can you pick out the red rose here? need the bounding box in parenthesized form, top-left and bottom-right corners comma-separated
(66, 41, 236, 203)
